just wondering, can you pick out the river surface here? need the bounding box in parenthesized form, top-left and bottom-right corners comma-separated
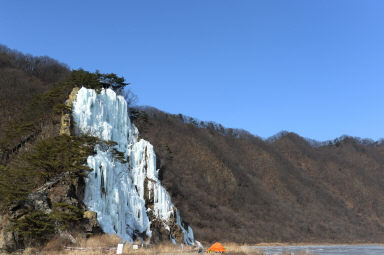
(250, 245, 384, 255)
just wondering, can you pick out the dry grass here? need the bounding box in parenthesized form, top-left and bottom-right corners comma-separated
(220, 242, 263, 255)
(222, 242, 251, 253)
(122, 242, 195, 254)
(76, 234, 122, 248)
(38, 235, 194, 255)
(37, 237, 313, 255)
(42, 251, 114, 255)
(38, 234, 121, 255)
(42, 236, 73, 252)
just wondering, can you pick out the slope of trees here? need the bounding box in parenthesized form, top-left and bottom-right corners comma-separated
(2, 45, 384, 244)
(0, 45, 131, 164)
(133, 107, 384, 243)
(0, 46, 134, 248)
(0, 45, 70, 143)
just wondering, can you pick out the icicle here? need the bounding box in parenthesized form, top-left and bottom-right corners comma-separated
(72, 87, 194, 244)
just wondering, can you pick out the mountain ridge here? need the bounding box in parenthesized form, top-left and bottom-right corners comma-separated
(132, 106, 384, 243)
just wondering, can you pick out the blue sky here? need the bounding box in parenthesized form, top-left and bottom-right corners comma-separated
(1, 0, 384, 141)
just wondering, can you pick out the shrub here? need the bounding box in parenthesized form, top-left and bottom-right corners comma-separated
(11, 204, 84, 245)
(11, 211, 55, 242)
(69, 69, 129, 93)
(21, 135, 98, 180)
(0, 135, 99, 208)
(50, 203, 83, 230)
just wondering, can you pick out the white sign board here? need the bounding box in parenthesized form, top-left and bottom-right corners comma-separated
(116, 243, 124, 254)
(133, 244, 139, 250)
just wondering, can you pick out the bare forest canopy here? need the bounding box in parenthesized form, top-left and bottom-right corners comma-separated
(136, 106, 383, 147)
(0, 45, 70, 141)
(132, 106, 384, 243)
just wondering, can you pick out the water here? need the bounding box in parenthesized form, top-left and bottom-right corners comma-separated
(251, 245, 384, 255)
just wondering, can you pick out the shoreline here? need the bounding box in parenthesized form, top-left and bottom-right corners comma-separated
(249, 242, 384, 247)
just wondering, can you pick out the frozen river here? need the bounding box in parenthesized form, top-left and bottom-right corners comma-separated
(251, 245, 384, 255)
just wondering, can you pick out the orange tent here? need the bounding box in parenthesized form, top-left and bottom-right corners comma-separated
(208, 242, 226, 253)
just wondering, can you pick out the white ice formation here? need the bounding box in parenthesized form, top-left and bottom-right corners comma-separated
(72, 87, 194, 244)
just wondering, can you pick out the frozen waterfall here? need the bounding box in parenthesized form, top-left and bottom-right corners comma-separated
(72, 87, 193, 244)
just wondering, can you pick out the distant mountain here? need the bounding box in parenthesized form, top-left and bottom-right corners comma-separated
(132, 106, 384, 243)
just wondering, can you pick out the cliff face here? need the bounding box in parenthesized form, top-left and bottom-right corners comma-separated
(71, 87, 193, 244)
(59, 87, 79, 136)
(0, 173, 103, 253)
(133, 107, 384, 243)
(0, 87, 194, 253)
(0, 47, 195, 251)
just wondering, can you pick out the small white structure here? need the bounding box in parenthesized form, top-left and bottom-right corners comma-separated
(116, 243, 124, 254)
(133, 244, 139, 250)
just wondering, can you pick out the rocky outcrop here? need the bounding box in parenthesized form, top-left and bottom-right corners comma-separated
(59, 87, 79, 136)
(82, 211, 102, 234)
(149, 218, 185, 244)
(0, 214, 23, 253)
(0, 173, 102, 253)
(144, 178, 190, 244)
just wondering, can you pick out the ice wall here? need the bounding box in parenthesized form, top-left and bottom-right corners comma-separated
(72, 87, 193, 244)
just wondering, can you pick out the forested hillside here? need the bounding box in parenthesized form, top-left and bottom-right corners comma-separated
(0, 45, 128, 164)
(2, 45, 384, 246)
(0, 46, 134, 252)
(0, 45, 70, 143)
(133, 106, 384, 243)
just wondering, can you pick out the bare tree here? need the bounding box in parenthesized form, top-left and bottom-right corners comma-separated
(122, 88, 138, 107)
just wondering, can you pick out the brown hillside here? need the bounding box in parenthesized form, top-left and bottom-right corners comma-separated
(0, 45, 70, 143)
(2, 45, 384, 245)
(132, 107, 384, 243)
